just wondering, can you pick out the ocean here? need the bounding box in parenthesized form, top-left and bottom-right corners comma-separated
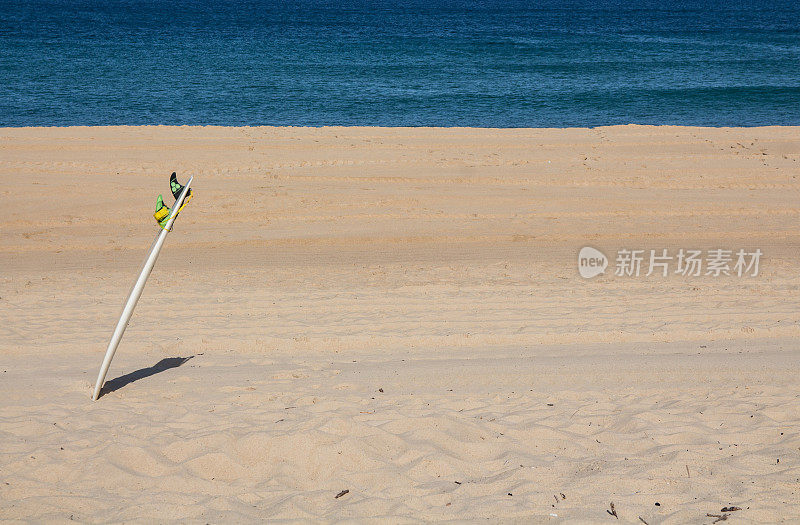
(1, 0, 799, 127)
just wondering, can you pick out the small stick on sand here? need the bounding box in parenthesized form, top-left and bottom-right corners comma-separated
(335, 489, 349, 499)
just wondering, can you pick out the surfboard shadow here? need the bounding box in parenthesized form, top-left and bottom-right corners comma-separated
(98, 356, 194, 398)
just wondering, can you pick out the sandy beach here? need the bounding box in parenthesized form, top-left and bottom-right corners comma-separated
(1, 125, 799, 522)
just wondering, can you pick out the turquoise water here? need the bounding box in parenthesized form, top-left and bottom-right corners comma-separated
(1, 0, 799, 127)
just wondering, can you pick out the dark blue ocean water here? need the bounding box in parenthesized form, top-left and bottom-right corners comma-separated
(1, 0, 799, 127)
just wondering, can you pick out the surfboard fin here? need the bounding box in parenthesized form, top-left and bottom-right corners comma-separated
(154, 194, 171, 227)
(170, 172, 192, 200)
(156, 173, 193, 229)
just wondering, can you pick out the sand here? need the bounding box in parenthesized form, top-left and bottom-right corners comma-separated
(1, 125, 799, 523)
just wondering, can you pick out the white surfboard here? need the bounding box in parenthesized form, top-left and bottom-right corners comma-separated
(92, 176, 194, 400)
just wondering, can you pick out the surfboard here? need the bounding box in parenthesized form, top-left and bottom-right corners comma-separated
(92, 175, 194, 400)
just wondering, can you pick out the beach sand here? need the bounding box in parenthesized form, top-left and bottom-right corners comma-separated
(1, 125, 799, 522)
